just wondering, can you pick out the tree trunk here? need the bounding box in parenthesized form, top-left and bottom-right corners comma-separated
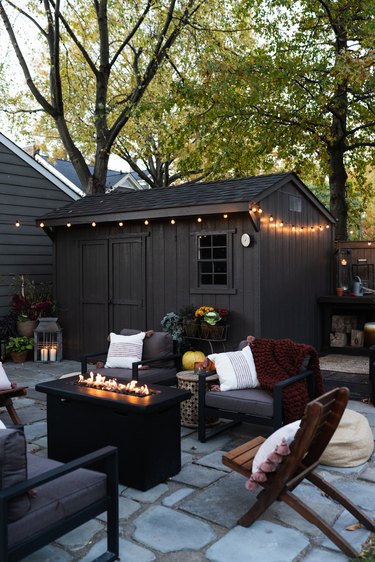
(327, 142, 348, 241)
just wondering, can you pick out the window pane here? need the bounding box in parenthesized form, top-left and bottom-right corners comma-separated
(200, 248, 212, 260)
(201, 262, 213, 273)
(213, 247, 227, 259)
(213, 274, 227, 284)
(214, 262, 227, 273)
(201, 274, 213, 285)
(213, 234, 226, 246)
(199, 235, 212, 247)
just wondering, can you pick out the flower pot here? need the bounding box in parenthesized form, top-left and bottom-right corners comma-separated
(10, 350, 29, 363)
(184, 323, 200, 337)
(200, 324, 225, 340)
(17, 320, 37, 338)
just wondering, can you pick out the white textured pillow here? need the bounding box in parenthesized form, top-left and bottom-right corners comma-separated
(245, 420, 300, 491)
(105, 332, 145, 369)
(252, 420, 300, 474)
(208, 345, 258, 391)
(0, 362, 11, 390)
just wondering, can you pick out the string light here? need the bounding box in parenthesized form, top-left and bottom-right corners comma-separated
(91, 221, 96, 227)
(197, 217, 202, 223)
(118, 221, 124, 227)
(15, 220, 20, 227)
(279, 220, 284, 228)
(39, 222, 45, 228)
(269, 215, 274, 222)
(223, 214, 228, 219)
(171, 219, 176, 225)
(144, 219, 149, 225)
(67, 223, 71, 228)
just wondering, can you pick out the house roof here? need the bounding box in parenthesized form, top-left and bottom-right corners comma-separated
(38, 171, 335, 226)
(46, 157, 148, 191)
(0, 132, 82, 200)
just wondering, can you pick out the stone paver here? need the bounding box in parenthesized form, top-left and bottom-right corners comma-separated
(1, 359, 374, 562)
(170, 462, 228, 487)
(180, 471, 255, 528)
(206, 521, 310, 562)
(133, 505, 216, 552)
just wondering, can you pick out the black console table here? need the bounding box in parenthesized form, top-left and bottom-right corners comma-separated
(318, 295, 375, 355)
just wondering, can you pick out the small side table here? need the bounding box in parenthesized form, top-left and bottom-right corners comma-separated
(176, 370, 219, 428)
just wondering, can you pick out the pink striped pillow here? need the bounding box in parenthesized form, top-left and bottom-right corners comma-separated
(105, 332, 145, 369)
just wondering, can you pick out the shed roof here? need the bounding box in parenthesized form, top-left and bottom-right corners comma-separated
(38, 171, 334, 226)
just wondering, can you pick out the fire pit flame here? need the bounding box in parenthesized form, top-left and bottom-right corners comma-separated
(77, 372, 153, 396)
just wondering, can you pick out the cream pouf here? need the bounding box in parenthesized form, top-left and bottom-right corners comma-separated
(320, 409, 374, 467)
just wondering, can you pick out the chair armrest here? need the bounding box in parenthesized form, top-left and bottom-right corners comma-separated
(0, 445, 118, 503)
(273, 369, 315, 426)
(131, 353, 182, 380)
(81, 351, 108, 374)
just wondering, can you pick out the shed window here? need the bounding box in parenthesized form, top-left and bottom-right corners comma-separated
(198, 234, 227, 286)
(289, 195, 302, 212)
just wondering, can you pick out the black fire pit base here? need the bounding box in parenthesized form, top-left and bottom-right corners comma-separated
(36, 379, 190, 491)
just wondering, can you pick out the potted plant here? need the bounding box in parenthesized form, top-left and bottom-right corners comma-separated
(6, 336, 34, 363)
(11, 275, 56, 337)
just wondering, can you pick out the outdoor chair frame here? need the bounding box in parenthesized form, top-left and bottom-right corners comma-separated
(222, 387, 375, 558)
(0, 445, 119, 562)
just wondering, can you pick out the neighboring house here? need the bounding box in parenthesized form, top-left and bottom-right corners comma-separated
(39, 172, 336, 359)
(37, 156, 150, 192)
(0, 132, 82, 319)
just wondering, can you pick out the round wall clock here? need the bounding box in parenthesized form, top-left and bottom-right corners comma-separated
(241, 233, 251, 247)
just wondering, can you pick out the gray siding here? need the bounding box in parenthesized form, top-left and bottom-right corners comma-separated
(0, 142, 76, 318)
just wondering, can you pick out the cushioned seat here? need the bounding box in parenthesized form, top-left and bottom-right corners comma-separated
(205, 388, 274, 418)
(84, 366, 177, 385)
(8, 454, 107, 549)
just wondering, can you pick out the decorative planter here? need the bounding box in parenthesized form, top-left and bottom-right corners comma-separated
(183, 323, 200, 337)
(200, 324, 226, 340)
(10, 350, 29, 363)
(17, 320, 37, 338)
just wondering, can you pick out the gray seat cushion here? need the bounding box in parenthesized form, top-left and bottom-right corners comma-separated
(8, 454, 107, 549)
(87, 366, 176, 385)
(120, 329, 174, 367)
(0, 428, 30, 521)
(205, 388, 274, 418)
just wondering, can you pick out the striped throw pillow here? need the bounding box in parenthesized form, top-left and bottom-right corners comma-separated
(105, 332, 145, 369)
(208, 345, 258, 391)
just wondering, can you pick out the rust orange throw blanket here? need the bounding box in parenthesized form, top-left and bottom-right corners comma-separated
(250, 338, 325, 423)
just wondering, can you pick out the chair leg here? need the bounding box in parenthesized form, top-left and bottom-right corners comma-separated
(238, 485, 283, 527)
(4, 398, 22, 425)
(307, 472, 375, 532)
(281, 489, 360, 559)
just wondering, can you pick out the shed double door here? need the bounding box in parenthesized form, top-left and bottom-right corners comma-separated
(79, 237, 145, 354)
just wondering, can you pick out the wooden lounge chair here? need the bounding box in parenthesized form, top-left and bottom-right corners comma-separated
(0, 386, 28, 425)
(222, 387, 375, 558)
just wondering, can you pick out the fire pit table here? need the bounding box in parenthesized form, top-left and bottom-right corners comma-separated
(35, 376, 191, 491)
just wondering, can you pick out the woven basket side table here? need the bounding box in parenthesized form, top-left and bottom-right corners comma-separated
(176, 370, 219, 428)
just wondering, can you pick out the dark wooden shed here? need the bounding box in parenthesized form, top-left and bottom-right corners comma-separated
(39, 172, 335, 359)
(0, 132, 82, 318)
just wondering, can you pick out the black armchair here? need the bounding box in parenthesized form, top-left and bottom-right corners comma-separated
(81, 329, 182, 386)
(0, 432, 119, 562)
(198, 339, 317, 442)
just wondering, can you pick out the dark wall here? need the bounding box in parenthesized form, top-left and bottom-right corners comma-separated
(54, 184, 333, 360)
(0, 142, 76, 318)
(259, 184, 334, 347)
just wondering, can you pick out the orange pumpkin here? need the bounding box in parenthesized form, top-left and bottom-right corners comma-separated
(182, 350, 205, 371)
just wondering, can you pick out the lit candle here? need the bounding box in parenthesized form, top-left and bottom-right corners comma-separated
(41, 348, 48, 362)
(49, 347, 57, 362)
